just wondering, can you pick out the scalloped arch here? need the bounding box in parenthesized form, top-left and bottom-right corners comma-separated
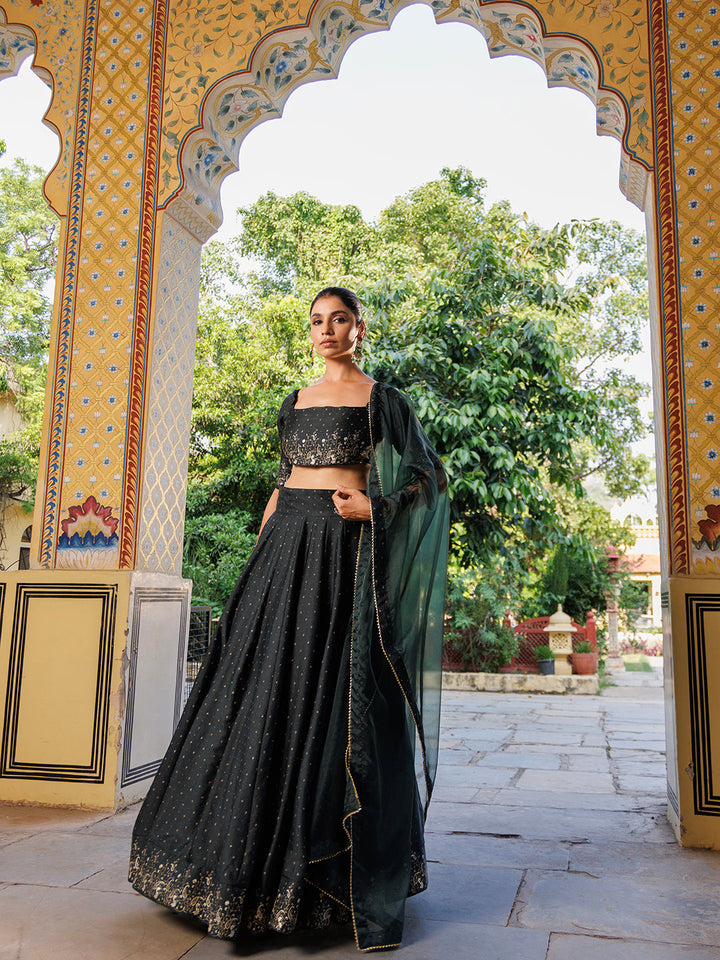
(0, 4, 79, 216)
(164, 0, 651, 241)
(0, 11, 36, 81)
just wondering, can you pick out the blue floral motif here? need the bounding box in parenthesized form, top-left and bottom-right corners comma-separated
(275, 57, 290, 76)
(57, 531, 119, 549)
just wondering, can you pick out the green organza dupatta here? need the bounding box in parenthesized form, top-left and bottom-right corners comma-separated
(347, 382, 449, 951)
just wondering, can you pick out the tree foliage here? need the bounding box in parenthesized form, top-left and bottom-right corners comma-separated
(183, 294, 319, 604)
(0, 142, 57, 393)
(0, 143, 58, 524)
(187, 168, 650, 610)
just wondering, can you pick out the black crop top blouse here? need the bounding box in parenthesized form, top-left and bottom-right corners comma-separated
(276, 389, 372, 487)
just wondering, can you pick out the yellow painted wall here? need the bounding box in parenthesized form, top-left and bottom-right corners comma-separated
(0, 571, 131, 808)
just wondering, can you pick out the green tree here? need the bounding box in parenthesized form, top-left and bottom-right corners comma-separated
(519, 492, 637, 622)
(556, 219, 651, 497)
(0, 143, 58, 396)
(237, 191, 374, 299)
(235, 168, 650, 507)
(0, 144, 58, 552)
(182, 293, 317, 606)
(188, 168, 652, 608)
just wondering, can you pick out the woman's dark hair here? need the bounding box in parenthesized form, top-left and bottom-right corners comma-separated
(310, 287, 363, 324)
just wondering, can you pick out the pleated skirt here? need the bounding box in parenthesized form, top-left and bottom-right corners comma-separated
(129, 488, 364, 938)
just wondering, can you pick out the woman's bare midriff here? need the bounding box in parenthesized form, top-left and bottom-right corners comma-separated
(284, 464, 370, 490)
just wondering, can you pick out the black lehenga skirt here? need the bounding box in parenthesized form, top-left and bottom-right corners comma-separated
(129, 488, 367, 938)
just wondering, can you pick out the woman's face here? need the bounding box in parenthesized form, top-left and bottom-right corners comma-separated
(310, 295, 364, 360)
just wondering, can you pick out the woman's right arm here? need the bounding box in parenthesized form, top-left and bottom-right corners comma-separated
(258, 488, 279, 536)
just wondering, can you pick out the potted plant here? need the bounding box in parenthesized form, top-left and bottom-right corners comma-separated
(571, 640, 599, 675)
(535, 644, 555, 675)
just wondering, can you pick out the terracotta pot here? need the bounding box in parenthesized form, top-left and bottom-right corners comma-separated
(572, 651, 598, 675)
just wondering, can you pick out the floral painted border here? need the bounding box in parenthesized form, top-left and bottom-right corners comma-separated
(160, 0, 652, 236)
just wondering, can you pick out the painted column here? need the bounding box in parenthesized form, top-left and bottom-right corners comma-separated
(0, 0, 196, 809)
(647, 0, 720, 848)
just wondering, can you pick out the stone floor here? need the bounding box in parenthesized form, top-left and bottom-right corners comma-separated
(3, 663, 720, 959)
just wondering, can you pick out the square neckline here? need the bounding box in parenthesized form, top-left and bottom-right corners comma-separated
(291, 383, 376, 411)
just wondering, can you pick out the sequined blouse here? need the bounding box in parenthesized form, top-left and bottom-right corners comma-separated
(275, 389, 372, 487)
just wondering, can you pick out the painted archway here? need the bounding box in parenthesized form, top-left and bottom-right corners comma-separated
(0, 0, 716, 848)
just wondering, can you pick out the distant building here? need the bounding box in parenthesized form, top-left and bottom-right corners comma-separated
(611, 496, 661, 629)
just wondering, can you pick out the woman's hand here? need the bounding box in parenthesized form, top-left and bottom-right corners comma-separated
(332, 485, 372, 521)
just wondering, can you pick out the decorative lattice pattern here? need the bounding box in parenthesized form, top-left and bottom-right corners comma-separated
(44, 1, 158, 568)
(505, 617, 589, 674)
(665, 2, 720, 570)
(136, 214, 201, 576)
(2, 0, 84, 208)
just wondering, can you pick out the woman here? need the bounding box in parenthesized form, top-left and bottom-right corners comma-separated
(129, 287, 449, 951)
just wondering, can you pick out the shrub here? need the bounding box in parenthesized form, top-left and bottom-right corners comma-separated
(534, 645, 554, 661)
(444, 567, 519, 672)
(183, 508, 257, 615)
(620, 635, 663, 657)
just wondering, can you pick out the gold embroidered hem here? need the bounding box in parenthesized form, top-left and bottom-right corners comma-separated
(129, 842, 351, 939)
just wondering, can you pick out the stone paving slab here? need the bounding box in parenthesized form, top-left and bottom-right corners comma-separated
(431, 784, 481, 803)
(2, 662, 720, 959)
(0, 831, 130, 886)
(406, 861, 524, 925)
(477, 751, 563, 770)
(609, 748, 666, 761)
(603, 723, 666, 734)
(516, 769, 615, 794)
(426, 833, 570, 871)
(181, 919, 551, 960)
(487, 788, 653, 812)
(514, 869, 720, 946)
(435, 763, 515, 788)
(565, 754, 614, 772)
(79, 807, 140, 838)
(568, 839, 720, 883)
(0, 805, 101, 850)
(425, 800, 674, 843)
(0, 884, 204, 960)
(74, 855, 139, 894)
(501, 742, 607, 755)
(611, 757, 667, 770)
(445, 727, 510, 741)
(615, 774, 668, 793)
(547, 934, 720, 960)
